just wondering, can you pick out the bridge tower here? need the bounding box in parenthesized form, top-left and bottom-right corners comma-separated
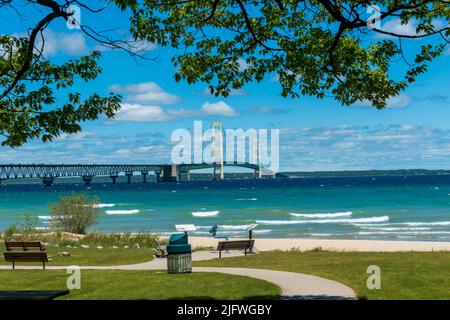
(211, 121, 224, 180)
(251, 130, 262, 179)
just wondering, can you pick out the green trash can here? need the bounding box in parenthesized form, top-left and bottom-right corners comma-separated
(167, 233, 192, 274)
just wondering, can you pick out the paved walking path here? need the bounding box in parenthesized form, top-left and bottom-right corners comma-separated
(0, 251, 356, 300)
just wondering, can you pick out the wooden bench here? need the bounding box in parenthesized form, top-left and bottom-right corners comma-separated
(3, 241, 48, 270)
(217, 240, 255, 258)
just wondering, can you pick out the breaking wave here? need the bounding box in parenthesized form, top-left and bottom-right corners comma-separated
(256, 216, 389, 225)
(192, 211, 219, 217)
(93, 203, 116, 208)
(105, 209, 140, 215)
(289, 211, 352, 218)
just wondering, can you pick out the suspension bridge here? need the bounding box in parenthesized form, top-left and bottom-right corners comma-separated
(0, 162, 278, 186)
(0, 121, 281, 185)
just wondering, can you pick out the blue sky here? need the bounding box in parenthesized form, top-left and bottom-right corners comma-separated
(1, 3, 450, 171)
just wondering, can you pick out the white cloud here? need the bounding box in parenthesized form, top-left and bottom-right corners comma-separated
(110, 82, 239, 122)
(376, 18, 447, 39)
(3, 125, 450, 171)
(352, 94, 411, 109)
(270, 74, 280, 82)
(376, 19, 419, 38)
(35, 29, 88, 56)
(115, 103, 196, 122)
(386, 95, 412, 109)
(110, 82, 180, 105)
(115, 148, 131, 157)
(115, 103, 174, 122)
(136, 146, 153, 153)
(55, 131, 97, 141)
(278, 125, 450, 171)
(95, 39, 157, 53)
(201, 101, 239, 117)
(238, 58, 250, 71)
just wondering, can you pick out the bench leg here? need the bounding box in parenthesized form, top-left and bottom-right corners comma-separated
(219, 250, 222, 259)
(12, 261, 15, 270)
(43, 262, 45, 270)
(244, 249, 247, 256)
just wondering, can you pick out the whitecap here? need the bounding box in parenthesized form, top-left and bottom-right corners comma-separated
(93, 203, 115, 208)
(289, 211, 352, 218)
(255, 220, 303, 225)
(256, 216, 389, 225)
(355, 221, 450, 227)
(236, 198, 258, 201)
(253, 229, 272, 234)
(218, 224, 251, 230)
(192, 211, 219, 217)
(105, 209, 140, 215)
(357, 226, 431, 231)
(358, 231, 450, 235)
(400, 221, 450, 227)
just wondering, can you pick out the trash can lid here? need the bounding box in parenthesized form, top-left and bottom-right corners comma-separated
(169, 232, 188, 245)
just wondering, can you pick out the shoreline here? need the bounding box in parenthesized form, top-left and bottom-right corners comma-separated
(4, 231, 450, 252)
(186, 236, 450, 252)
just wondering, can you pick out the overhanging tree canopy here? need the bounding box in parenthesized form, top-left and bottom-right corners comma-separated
(0, 0, 149, 147)
(1, 0, 449, 147)
(118, 0, 449, 106)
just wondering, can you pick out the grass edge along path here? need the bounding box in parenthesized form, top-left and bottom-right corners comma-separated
(194, 250, 450, 300)
(0, 247, 155, 266)
(0, 269, 281, 300)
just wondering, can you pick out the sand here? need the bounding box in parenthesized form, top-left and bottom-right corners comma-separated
(187, 236, 450, 252)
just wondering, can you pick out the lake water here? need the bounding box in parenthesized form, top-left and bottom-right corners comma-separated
(1, 175, 450, 241)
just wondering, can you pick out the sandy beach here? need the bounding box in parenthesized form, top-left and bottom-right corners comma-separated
(187, 236, 450, 252)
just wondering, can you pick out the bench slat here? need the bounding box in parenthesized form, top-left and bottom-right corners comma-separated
(4, 242, 48, 269)
(5, 241, 44, 252)
(217, 240, 254, 250)
(4, 252, 48, 262)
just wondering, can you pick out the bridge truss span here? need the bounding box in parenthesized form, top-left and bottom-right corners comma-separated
(0, 163, 277, 185)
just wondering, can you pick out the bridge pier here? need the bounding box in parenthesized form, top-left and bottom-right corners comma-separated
(43, 177, 54, 186)
(110, 174, 118, 184)
(125, 172, 133, 184)
(155, 170, 161, 183)
(159, 165, 179, 182)
(82, 175, 93, 185)
(173, 165, 181, 182)
(212, 163, 216, 181)
(141, 171, 148, 183)
(187, 170, 191, 181)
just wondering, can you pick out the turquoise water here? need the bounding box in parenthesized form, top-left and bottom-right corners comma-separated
(1, 175, 450, 241)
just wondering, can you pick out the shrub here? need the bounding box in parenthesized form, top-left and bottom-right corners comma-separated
(3, 224, 18, 239)
(3, 214, 40, 239)
(49, 193, 99, 235)
(80, 232, 159, 248)
(18, 213, 39, 233)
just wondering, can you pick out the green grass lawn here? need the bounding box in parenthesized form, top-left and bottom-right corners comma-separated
(194, 251, 450, 300)
(0, 247, 154, 266)
(0, 270, 280, 300)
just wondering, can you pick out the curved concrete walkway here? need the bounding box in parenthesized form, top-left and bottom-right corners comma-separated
(0, 251, 356, 300)
(194, 267, 355, 300)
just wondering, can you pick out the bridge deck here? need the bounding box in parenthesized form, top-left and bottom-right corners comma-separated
(0, 163, 276, 184)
